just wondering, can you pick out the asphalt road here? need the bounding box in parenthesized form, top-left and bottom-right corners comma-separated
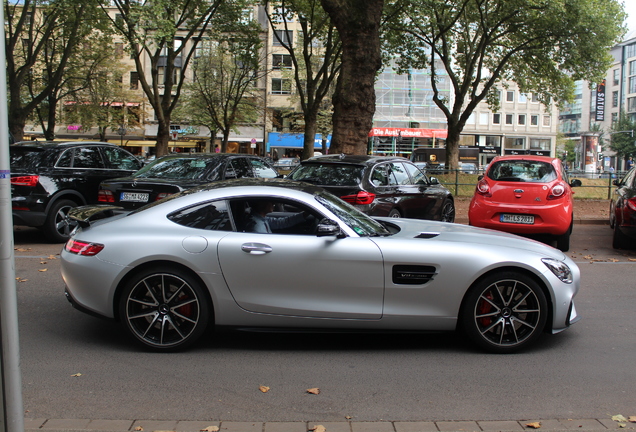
(11, 224, 636, 423)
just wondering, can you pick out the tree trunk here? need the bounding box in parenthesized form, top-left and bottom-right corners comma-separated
(320, 0, 383, 155)
(302, 110, 318, 160)
(156, 122, 171, 156)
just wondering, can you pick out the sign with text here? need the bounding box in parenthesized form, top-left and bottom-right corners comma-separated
(595, 80, 606, 121)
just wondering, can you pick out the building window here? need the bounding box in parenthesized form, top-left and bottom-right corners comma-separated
(531, 93, 540, 103)
(628, 97, 636, 113)
(630, 60, 636, 76)
(504, 137, 525, 149)
(613, 69, 620, 86)
(611, 112, 618, 127)
(506, 91, 514, 102)
(130, 72, 139, 90)
(493, 113, 501, 124)
(530, 115, 538, 126)
(543, 115, 551, 127)
(518, 114, 526, 125)
(519, 93, 527, 103)
(272, 54, 292, 69)
(529, 138, 551, 150)
(479, 112, 489, 125)
(115, 43, 124, 57)
(630, 76, 636, 94)
(271, 78, 291, 94)
(505, 114, 513, 125)
(273, 30, 293, 47)
(613, 91, 619, 108)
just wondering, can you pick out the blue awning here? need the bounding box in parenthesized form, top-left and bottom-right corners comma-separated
(267, 132, 331, 150)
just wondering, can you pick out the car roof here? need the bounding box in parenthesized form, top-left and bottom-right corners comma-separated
(10, 141, 120, 150)
(304, 154, 410, 166)
(153, 153, 262, 161)
(491, 155, 557, 163)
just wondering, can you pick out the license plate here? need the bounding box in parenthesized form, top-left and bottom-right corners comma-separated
(120, 192, 149, 202)
(500, 213, 534, 224)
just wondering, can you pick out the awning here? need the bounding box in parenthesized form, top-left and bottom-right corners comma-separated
(267, 132, 331, 149)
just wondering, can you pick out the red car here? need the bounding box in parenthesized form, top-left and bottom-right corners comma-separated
(468, 155, 581, 251)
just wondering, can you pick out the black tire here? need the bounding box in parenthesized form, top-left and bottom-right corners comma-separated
(43, 199, 78, 243)
(460, 271, 548, 354)
(388, 208, 401, 218)
(440, 198, 455, 223)
(119, 266, 211, 351)
(555, 222, 572, 252)
(612, 222, 631, 249)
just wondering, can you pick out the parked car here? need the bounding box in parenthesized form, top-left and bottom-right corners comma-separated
(609, 166, 636, 249)
(98, 153, 280, 210)
(10, 141, 143, 242)
(287, 154, 455, 222)
(273, 157, 300, 174)
(468, 155, 581, 252)
(62, 178, 580, 353)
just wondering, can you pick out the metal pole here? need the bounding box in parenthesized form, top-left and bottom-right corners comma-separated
(0, 1, 25, 430)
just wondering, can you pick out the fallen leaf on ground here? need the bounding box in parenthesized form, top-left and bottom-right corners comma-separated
(200, 427, 219, 432)
(48, 255, 57, 260)
(306, 387, 320, 394)
(628, 416, 636, 423)
(629, 258, 636, 262)
(40, 261, 47, 265)
(259, 385, 270, 393)
(71, 373, 82, 377)
(583, 255, 593, 260)
(16, 278, 28, 282)
(608, 258, 619, 262)
(526, 422, 541, 429)
(134, 427, 143, 431)
(15, 248, 30, 252)
(309, 426, 326, 432)
(612, 415, 628, 422)
(38, 269, 48, 272)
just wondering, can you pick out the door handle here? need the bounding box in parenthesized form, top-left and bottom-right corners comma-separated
(241, 243, 272, 254)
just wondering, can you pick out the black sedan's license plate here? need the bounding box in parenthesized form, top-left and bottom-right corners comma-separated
(120, 192, 149, 202)
(500, 213, 534, 224)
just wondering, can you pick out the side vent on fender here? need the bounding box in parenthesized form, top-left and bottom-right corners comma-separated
(393, 265, 437, 285)
(415, 232, 439, 239)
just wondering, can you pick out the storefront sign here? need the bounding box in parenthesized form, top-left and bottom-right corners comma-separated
(595, 80, 605, 121)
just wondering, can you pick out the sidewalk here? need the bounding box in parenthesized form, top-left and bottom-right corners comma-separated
(22, 417, 636, 432)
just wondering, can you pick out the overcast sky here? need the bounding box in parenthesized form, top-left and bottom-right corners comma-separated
(623, 0, 636, 34)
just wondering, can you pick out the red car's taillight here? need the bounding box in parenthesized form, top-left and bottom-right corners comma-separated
(155, 192, 173, 201)
(11, 175, 39, 187)
(476, 178, 490, 196)
(65, 239, 104, 256)
(548, 183, 566, 200)
(98, 189, 115, 203)
(627, 197, 636, 212)
(341, 191, 376, 205)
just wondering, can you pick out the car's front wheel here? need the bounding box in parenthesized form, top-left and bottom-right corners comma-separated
(460, 271, 548, 354)
(43, 199, 78, 243)
(119, 266, 211, 351)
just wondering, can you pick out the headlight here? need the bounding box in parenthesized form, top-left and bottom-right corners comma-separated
(542, 258, 573, 284)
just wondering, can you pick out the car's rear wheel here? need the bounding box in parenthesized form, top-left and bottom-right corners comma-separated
(555, 222, 572, 252)
(440, 199, 455, 223)
(119, 267, 210, 351)
(460, 271, 548, 354)
(388, 209, 401, 218)
(43, 199, 78, 243)
(612, 222, 631, 249)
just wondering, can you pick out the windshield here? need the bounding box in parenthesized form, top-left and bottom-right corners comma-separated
(488, 160, 557, 183)
(316, 192, 390, 237)
(289, 163, 364, 186)
(135, 157, 213, 180)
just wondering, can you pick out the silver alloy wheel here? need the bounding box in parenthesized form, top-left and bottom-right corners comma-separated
(123, 272, 203, 349)
(440, 199, 455, 223)
(388, 209, 401, 218)
(462, 273, 547, 353)
(44, 199, 78, 243)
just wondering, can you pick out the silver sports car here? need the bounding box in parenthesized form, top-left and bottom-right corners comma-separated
(61, 178, 580, 353)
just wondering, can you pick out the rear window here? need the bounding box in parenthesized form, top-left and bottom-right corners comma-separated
(488, 160, 557, 183)
(9, 148, 47, 169)
(288, 163, 364, 186)
(136, 157, 213, 180)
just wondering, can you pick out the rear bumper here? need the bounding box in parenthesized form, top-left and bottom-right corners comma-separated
(12, 209, 46, 227)
(469, 200, 572, 236)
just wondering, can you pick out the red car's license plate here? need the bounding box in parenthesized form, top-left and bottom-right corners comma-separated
(500, 213, 534, 224)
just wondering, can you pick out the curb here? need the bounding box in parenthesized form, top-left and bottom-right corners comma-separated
(23, 417, 636, 432)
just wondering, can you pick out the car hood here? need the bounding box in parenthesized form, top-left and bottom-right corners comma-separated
(379, 218, 566, 260)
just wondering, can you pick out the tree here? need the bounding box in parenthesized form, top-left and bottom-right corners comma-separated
(176, 32, 267, 152)
(609, 113, 636, 161)
(102, 0, 249, 157)
(264, 0, 341, 160)
(384, 0, 626, 169)
(319, 0, 384, 155)
(4, 0, 106, 141)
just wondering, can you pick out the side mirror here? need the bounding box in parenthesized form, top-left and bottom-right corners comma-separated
(477, 174, 484, 181)
(570, 179, 582, 187)
(316, 218, 344, 237)
(612, 179, 620, 186)
(428, 177, 440, 185)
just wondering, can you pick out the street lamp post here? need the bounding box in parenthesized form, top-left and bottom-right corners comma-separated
(117, 125, 126, 147)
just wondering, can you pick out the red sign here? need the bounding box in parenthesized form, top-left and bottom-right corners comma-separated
(368, 128, 447, 139)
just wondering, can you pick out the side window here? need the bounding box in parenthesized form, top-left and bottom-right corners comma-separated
(167, 200, 231, 231)
(371, 165, 389, 186)
(404, 162, 427, 184)
(225, 158, 253, 179)
(250, 158, 279, 178)
(101, 147, 141, 171)
(233, 197, 318, 235)
(388, 162, 411, 185)
(56, 149, 73, 167)
(73, 147, 105, 169)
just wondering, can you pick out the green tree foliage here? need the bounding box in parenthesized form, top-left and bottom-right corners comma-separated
(609, 113, 636, 160)
(175, 31, 266, 152)
(319, 0, 384, 155)
(103, 0, 251, 156)
(264, 0, 341, 160)
(4, 0, 108, 141)
(384, 0, 626, 169)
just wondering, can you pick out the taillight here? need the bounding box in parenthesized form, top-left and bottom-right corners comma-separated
(627, 197, 636, 212)
(548, 183, 566, 200)
(341, 191, 376, 205)
(11, 175, 39, 187)
(98, 189, 115, 203)
(476, 179, 490, 196)
(65, 239, 104, 256)
(155, 192, 173, 201)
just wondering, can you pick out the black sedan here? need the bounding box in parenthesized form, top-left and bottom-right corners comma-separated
(287, 154, 455, 222)
(98, 153, 279, 210)
(610, 166, 636, 249)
